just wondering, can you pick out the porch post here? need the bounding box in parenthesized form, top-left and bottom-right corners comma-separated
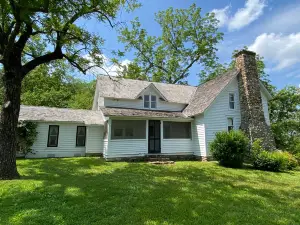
(146, 120, 149, 154)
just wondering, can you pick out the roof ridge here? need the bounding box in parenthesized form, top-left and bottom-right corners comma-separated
(97, 75, 197, 88)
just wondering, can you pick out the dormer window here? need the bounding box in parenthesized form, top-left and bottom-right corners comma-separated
(229, 93, 235, 109)
(144, 95, 157, 109)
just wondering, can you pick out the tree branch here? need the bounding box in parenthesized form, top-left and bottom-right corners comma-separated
(173, 55, 201, 84)
(63, 53, 96, 74)
(21, 47, 63, 77)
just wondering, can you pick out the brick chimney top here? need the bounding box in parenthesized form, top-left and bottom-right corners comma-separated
(234, 49, 256, 58)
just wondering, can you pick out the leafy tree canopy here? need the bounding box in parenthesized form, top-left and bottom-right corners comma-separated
(117, 4, 223, 84)
(269, 86, 300, 151)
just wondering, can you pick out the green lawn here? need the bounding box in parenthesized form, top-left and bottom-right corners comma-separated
(1, 158, 300, 225)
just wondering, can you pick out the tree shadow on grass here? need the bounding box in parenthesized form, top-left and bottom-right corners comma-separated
(1, 158, 300, 225)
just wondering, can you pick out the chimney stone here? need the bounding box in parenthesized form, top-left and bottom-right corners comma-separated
(235, 50, 276, 150)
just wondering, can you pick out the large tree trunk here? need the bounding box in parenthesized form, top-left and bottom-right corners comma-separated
(0, 72, 22, 180)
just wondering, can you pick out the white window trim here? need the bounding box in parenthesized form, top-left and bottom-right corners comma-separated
(229, 92, 236, 110)
(144, 94, 157, 109)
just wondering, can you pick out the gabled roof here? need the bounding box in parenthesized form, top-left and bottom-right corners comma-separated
(183, 69, 240, 117)
(96, 76, 197, 104)
(134, 83, 168, 101)
(19, 105, 105, 125)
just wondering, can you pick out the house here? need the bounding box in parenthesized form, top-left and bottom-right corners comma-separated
(20, 50, 275, 160)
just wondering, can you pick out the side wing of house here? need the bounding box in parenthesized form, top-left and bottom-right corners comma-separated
(26, 122, 104, 158)
(202, 77, 271, 155)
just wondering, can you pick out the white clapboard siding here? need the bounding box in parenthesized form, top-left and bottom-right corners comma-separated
(105, 139, 147, 158)
(192, 115, 207, 156)
(261, 91, 271, 125)
(86, 126, 104, 153)
(203, 77, 242, 155)
(161, 139, 193, 154)
(27, 122, 86, 158)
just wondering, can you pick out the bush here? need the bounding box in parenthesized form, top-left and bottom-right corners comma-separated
(210, 130, 249, 168)
(17, 121, 38, 156)
(252, 139, 298, 172)
(295, 153, 300, 165)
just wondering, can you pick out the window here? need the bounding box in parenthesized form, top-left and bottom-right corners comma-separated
(151, 95, 157, 108)
(229, 93, 235, 109)
(144, 95, 150, 108)
(111, 120, 146, 139)
(144, 95, 157, 109)
(76, 126, 86, 147)
(227, 118, 234, 131)
(163, 122, 191, 139)
(47, 125, 59, 147)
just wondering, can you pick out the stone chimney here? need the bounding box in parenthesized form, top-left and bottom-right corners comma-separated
(234, 50, 276, 150)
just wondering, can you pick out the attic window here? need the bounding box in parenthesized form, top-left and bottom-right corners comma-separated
(229, 93, 235, 109)
(144, 95, 157, 109)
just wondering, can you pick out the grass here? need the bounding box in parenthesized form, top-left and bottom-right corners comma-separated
(1, 158, 300, 225)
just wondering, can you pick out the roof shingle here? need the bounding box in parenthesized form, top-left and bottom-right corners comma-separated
(19, 105, 105, 125)
(183, 69, 240, 116)
(96, 76, 197, 104)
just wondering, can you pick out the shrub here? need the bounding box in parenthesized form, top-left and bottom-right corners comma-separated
(210, 130, 249, 168)
(17, 121, 38, 156)
(295, 153, 300, 165)
(251, 139, 298, 172)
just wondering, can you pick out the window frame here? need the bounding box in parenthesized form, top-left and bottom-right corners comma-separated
(76, 126, 86, 147)
(229, 93, 235, 110)
(144, 94, 157, 109)
(111, 120, 146, 140)
(227, 118, 234, 132)
(47, 125, 59, 147)
(163, 121, 192, 139)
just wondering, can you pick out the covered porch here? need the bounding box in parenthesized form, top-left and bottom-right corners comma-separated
(100, 107, 198, 160)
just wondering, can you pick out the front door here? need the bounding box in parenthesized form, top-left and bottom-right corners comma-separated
(148, 120, 161, 154)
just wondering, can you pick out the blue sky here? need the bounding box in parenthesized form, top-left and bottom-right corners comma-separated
(83, 0, 300, 90)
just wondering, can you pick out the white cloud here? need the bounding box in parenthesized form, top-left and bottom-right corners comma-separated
(212, 0, 266, 31)
(249, 33, 300, 71)
(85, 54, 131, 77)
(228, 0, 266, 31)
(212, 6, 230, 27)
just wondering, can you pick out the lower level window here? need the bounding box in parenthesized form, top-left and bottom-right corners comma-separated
(227, 118, 234, 131)
(48, 125, 59, 147)
(76, 126, 86, 147)
(163, 121, 191, 139)
(111, 120, 146, 139)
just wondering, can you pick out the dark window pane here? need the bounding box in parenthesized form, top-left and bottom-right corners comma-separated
(229, 101, 235, 109)
(151, 101, 156, 108)
(111, 120, 146, 139)
(144, 101, 149, 108)
(50, 127, 58, 135)
(114, 128, 123, 137)
(144, 95, 149, 101)
(125, 128, 133, 137)
(163, 122, 191, 139)
(151, 95, 156, 101)
(49, 136, 57, 146)
(77, 136, 85, 146)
